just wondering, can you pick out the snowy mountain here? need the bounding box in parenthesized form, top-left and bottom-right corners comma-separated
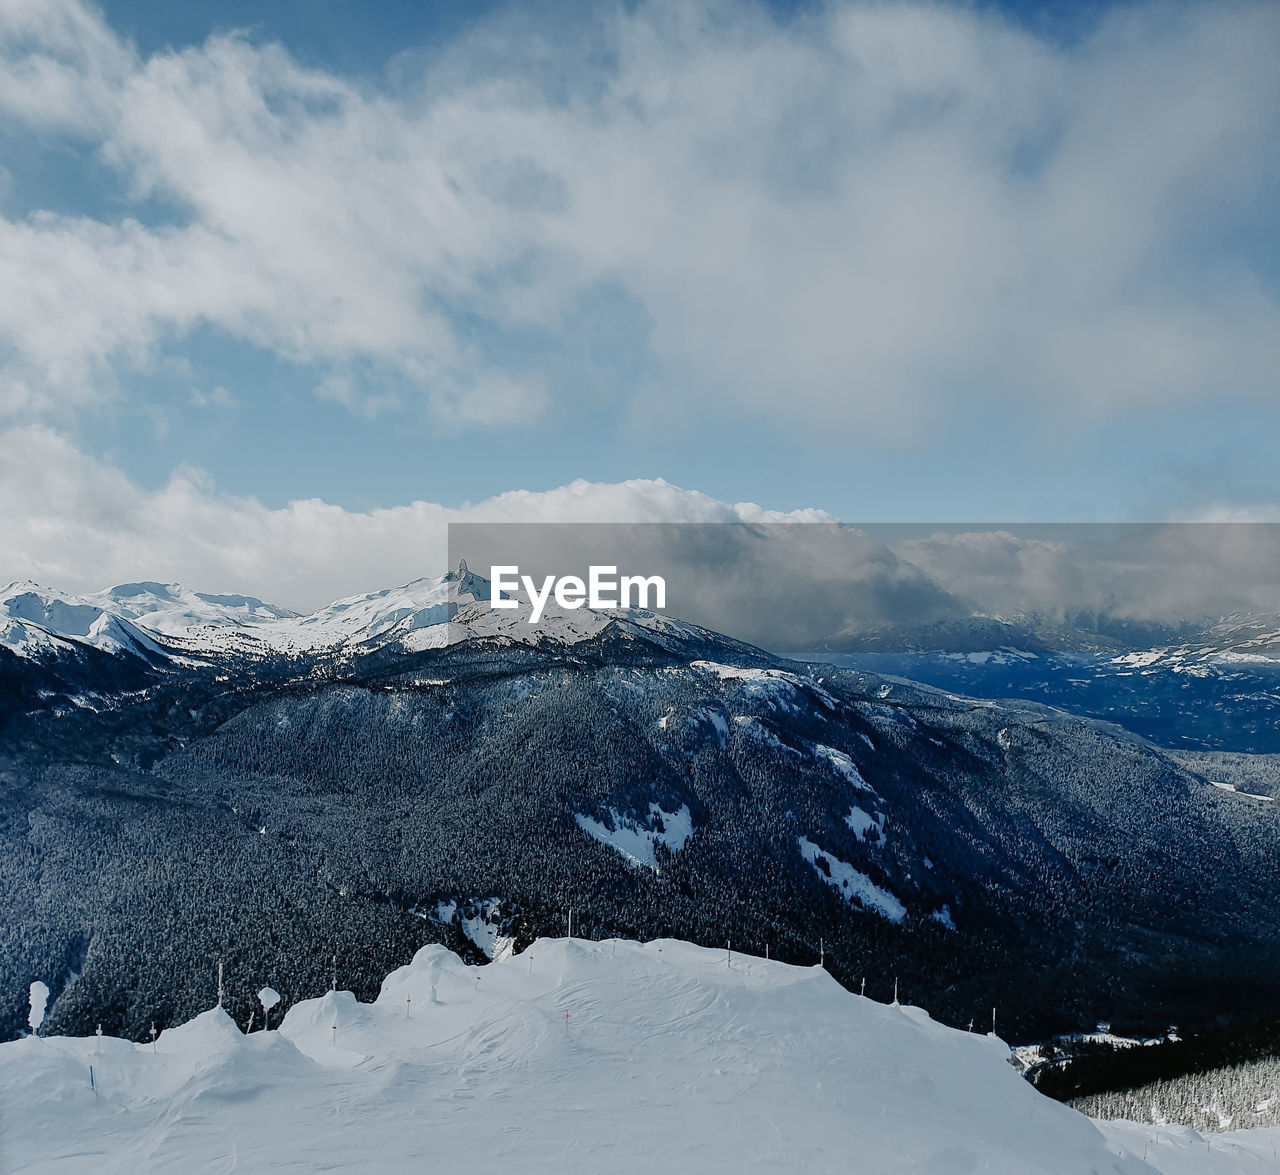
(1106, 613, 1280, 673)
(0, 581, 171, 660)
(84, 581, 298, 635)
(7, 617, 1280, 1055)
(0, 565, 719, 660)
(12, 571, 1280, 721)
(5, 935, 1275, 1174)
(0, 578, 293, 662)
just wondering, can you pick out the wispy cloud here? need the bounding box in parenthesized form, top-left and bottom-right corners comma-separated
(0, 0, 1275, 436)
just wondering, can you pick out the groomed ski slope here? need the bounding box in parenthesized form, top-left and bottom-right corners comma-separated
(2, 938, 1277, 1173)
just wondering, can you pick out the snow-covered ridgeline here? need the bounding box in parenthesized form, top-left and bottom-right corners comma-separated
(0, 567, 721, 659)
(3, 937, 1276, 1173)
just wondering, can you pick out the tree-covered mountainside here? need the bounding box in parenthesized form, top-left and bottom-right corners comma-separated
(5, 615, 1280, 1059)
(1070, 1044, 1280, 1133)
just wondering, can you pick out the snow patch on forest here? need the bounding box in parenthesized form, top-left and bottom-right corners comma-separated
(575, 804, 694, 871)
(845, 804, 884, 840)
(1210, 781, 1275, 802)
(460, 900, 516, 961)
(690, 706, 729, 744)
(690, 661, 804, 711)
(418, 898, 515, 961)
(797, 836, 906, 923)
(813, 743, 875, 793)
(733, 715, 802, 755)
(931, 905, 956, 931)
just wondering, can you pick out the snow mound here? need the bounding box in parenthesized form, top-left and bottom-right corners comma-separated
(2, 937, 1276, 1172)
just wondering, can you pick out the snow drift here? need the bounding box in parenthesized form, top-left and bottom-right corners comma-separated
(3, 938, 1277, 1173)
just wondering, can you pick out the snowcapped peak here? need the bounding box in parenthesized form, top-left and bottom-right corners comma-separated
(0, 581, 171, 660)
(0, 578, 295, 660)
(105, 581, 182, 601)
(0, 582, 119, 642)
(0, 578, 44, 595)
(442, 558, 491, 602)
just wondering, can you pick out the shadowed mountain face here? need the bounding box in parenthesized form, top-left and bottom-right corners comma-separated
(4, 600, 1280, 1052)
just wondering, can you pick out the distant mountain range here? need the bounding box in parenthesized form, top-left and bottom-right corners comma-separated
(8, 568, 1280, 674)
(10, 569, 1272, 754)
(796, 612, 1280, 753)
(4, 567, 1280, 1063)
(0, 563, 728, 660)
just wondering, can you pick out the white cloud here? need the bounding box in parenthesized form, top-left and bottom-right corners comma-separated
(0, 0, 1275, 436)
(0, 427, 827, 609)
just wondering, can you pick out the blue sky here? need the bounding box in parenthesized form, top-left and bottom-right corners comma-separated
(0, 0, 1278, 600)
(84, 1, 1130, 71)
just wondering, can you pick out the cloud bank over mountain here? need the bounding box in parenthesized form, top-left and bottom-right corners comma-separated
(0, 426, 826, 609)
(5, 420, 1278, 634)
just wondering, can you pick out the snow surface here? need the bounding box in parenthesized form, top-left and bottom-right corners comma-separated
(3, 937, 1272, 1173)
(575, 803, 694, 870)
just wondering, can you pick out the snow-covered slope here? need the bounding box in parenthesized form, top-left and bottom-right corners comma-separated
(1107, 614, 1280, 675)
(227, 561, 725, 656)
(3, 937, 1276, 1173)
(0, 582, 170, 660)
(213, 562, 495, 653)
